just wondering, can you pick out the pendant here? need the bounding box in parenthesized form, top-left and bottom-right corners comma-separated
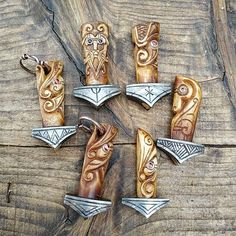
(122, 128, 169, 218)
(156, 75, 204, 164)
(20, 54, 77, 148)
(64, 117, 118, 218)
(126, 22, 171, 109)
(73, 22, 121, 108)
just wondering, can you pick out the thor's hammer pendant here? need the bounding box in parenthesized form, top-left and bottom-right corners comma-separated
(122, 128, 169, 218)
(64, 121, 118, 218)
(126, 22, 171, 109)
(156, 75, 204, 164)
(73, 22, 121, 108)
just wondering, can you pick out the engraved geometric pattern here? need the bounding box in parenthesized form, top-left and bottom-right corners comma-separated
(73, 84, 121, 107)
(32, 126, 77, 149)
(156, 138, 204, 164)
(126, 83, 171, 107)
(64, 195, 112, 218)
(122, 198, 169, 219)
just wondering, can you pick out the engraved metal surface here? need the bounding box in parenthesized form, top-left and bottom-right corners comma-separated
(73, 84, 121, 108)
(64, 195, 112, 218)
(122, 197, 169, 219)
(126, 83, 171, 108)
(32, 126, 77, 148)
(156, 138, 204, 164)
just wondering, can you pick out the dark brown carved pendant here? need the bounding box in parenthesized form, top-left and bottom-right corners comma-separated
(19, 54, 77, 148)
(126, 22, 171, 109)
(77, 124, 118, 199)
(73, 21, 121, 107)
(64, 121, 118, 218)
(157, 75, 204, 164)
(122, 128, 169, 218)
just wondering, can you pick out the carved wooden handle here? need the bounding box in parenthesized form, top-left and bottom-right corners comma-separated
(171, 75, 202, 142)
(81, 21, 109, 85)
(136, 128, 158, 198)
(77, 124, 118, 199)
(35, 60, 64, 127)
(132, 22, 160, 83)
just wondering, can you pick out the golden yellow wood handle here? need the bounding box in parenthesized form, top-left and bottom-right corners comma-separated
(81, 21, 109, 85)
(132, 22, 160, 83)
(35, 60, 64, 127)
(136, 128, 158, 198)
(171, 75, 202, 142)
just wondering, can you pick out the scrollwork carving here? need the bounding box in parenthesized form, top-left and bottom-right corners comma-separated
(136, 128, 157, 198)
(36, 60, 64, 127)
(132, 22, 160, 83)
(171, 75, 202, 142)
(78, 124, 118, 199)
(81, 22, 109, 85)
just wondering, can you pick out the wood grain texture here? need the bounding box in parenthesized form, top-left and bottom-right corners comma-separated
(0, 0, 235, 235)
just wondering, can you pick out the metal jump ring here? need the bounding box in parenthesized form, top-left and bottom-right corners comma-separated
(77, 116, 105, 134)
(19, 53, 44, 75)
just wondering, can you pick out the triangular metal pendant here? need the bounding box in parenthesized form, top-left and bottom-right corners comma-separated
(126, 83, 171, 109)
(156, 138, 204, 164)
(122, 197, 169, 218)
(32, 126, 77, 148)
(64, 195, 112, 219)
(73, 84, 121, 108)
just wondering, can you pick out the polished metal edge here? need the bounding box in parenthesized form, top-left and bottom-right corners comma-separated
(126, 83, 172, 108)
(156, 138, 204, 164)
(122, 197, 169, 218)
(64, 195, 112, 219)
(32, 126, 77, 148)
(73, 84, 121, 107)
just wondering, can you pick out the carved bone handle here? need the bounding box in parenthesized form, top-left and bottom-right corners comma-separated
(132, 22, 160, 83)
(36, 60, 64, 127)
(81, 21, 109, 85)
(77, 124, 118, 199)
(171, 75, 202, 142)
(136, 128, 158, 198)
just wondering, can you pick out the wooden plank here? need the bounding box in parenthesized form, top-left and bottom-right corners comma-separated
(0, 0, 235, 147)
(213, 0, 236, 107)
(0, 0, 236, 236)
(0, 146, 235, 235)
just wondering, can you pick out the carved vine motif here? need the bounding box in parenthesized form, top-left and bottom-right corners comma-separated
(132, 22, 160, 83)
(171, 75, 202, 142)
(136, 128, 158, 198)
(36, 60, 64, 127)
(81, 22, 109, 85)
(78, 124, 118, 199)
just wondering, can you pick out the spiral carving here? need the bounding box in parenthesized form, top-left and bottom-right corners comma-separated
(78, 124, 118, 199)
(132, 22, 160, 83)
(171, 75, 202, 142)
(136, 128, 158, 198)
(36, 60, 64, 127)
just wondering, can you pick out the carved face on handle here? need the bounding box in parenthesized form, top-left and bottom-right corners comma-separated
(136, 128, 158, 198)
(81, 22, 109, 85)
(36, 60, 64, 127)
(171, 75, 202, 142)
(78, 124, 118, 199)
(132, 22, 160, 83)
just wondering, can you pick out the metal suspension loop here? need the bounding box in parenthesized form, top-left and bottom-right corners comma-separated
(77, 116, 105, 135)
(19, 53, 43, 75)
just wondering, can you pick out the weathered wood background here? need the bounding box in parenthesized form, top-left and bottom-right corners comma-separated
(0, 0, 235, 235)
